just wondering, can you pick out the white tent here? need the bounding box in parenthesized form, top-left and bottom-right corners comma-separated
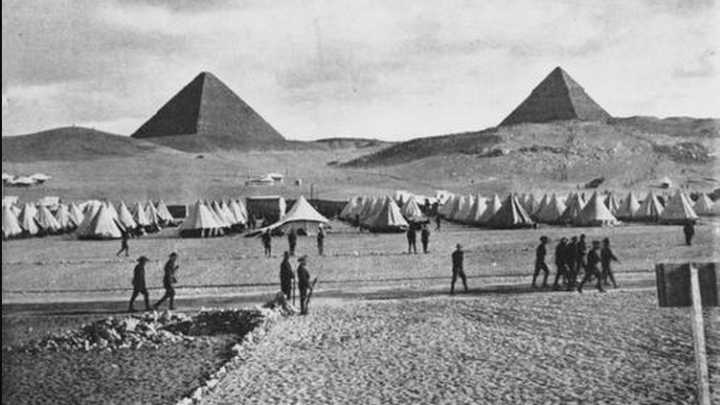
(250, 195, 329, 236)
(2, 205, 23, 239)
(478, 194, 503, 224)
(532, 194, 550, 218)
(179, 201, 225, 237)
(340, 196, 362, 221)
(75, 202, 102, 236)
(401, 198, 427, 223)
(69, 202, 85, 226)
(486, 194, 535, 229)
(693, 193, 718, 216)
(438, 194, 457, 218)
(145, 201, 162, 230)
(210, 201, 232, 228)
(575, 192, 619, 227)
(133, 202, 152, 229)
(77, 203, 124, 239)
(604, 193, 621, 215)
(637, 191, 664, 221)
(659, 191, 698, 224)
(36, 204, 62, 234)
(536, 194, 567, 224)
(616, 192, 641, 220)
(558, 193, 585, 224)
(156, 200, 176, 224)
(116, 201, 138, 231)
(228, 199, 248, 225)
(18, 203, 39, 236)
(466, 194, 488, 225)
(54, 204, 78, 231)
(365, 196, 409, 233)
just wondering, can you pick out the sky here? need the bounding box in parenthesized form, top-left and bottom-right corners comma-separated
(2, 0, 718, 140)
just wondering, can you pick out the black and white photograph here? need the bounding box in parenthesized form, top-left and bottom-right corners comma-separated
(2, 0, 719, 403)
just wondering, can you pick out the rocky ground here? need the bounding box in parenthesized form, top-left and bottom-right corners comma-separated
(202, 290, 720, 405)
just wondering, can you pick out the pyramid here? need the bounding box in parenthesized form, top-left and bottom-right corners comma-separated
(131, 72, 285, 145)
(500, 67, 611, 126)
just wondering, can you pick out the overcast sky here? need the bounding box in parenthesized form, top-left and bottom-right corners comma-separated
(2, 0, 718, 140)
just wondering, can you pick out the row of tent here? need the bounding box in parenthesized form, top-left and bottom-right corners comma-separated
(2, 200, 177, 240)
(339, 195, 415, 232)
(178, 199, 249, 237)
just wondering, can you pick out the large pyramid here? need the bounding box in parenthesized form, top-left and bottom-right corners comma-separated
(131, 72, 285, 144)
(500, 67, 611, 126)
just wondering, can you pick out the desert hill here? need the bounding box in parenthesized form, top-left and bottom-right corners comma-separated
(313, 138, 393, 149)
(1, 127, 181, 162)
(610, 116, 720, 138)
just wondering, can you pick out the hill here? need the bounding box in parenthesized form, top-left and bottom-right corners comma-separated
(609, 116, 720, 138)
(313, 138, 393, 149)
(1, 127, 180, 162)
(131, 72, 286, 151)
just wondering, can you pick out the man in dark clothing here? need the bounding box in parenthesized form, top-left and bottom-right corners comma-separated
(317, 226, 325, 256)
(280, 251, 294, 300)
(532, 236, 550, 288)
(601, 238, 620, 288)
(576, 234, 587, 281)
(288, 228, 297, 256)
(116, 231, 130, 257)
(262, 230, 272, 257)
(552, 237, 569, 289)
(565, 236, 578, 289)
(297, 256, 311, 315)
(420, 225, 431, 254)
(683, 222, 695, 246)
(578, 241, 605, 293)
(154, 252, 179, 310)
(128, 256, 151, 312)
(355, 214, 361, 232)
(435, 215, 441, 231)
(406, 227, 417, 254)
(451, 244, 468, 294)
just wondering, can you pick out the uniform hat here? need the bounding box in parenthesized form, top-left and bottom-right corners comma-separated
(592, 240, 601, 246)
(137, 256, 150, 263)
(540, 236, 548, 242)
(602, 238, 610, 243)
(456, 243, 462, 250)
(169, 252, 178, 257)
(298, 255, 308, 263)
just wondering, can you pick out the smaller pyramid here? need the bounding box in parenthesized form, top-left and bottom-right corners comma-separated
(500, 67, 611, 126)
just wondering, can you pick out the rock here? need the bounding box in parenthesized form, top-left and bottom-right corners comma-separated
(206, 378, 219, 389)
(191, 387, 203, 401)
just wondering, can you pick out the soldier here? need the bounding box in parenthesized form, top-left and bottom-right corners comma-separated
(450, 244, 468, 294)
(576, 234, 587, 280)
(566, 236, 579, 289)
(420, 224, 431, 254)
(552, 237, 569, 290)
(116, 230, 130, 257)
(683, 222, 695, 246)
(287, 228, 298, 256)
(532, 236, 550, 288)
(128, 256, 151, 312)
(279, 251, 294, 300)
(317, 226, 326, 256)
(297, 256, 311, 315)
(578, 241, 605, 293)
(435, 215, 441, 231)
(406, 226, 417, 254)
(355, 214, 361, 231)
(601, 238, 620, 288)
(262, 229, 272, 257)
(154, 252, 179, 310)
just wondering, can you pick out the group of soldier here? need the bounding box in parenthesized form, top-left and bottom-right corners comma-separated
(262, 226, 326, 258)
(128, 252, 179, 312)
(533, 234, 620, 293)
(279, 252, 313, 315)
(406, 224, 432, 254)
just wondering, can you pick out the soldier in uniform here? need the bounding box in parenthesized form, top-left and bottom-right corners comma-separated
(552, 237, 569, 290)
(435, 215, 441, 231)
(578, 241, 605, 293)
(420, 224, 431, 254)
(297, 256, 311, 315)
(279, 251, 294, 300)
(450, 244, 468, 294)
(262, 229, 272, 257)
(566, 236, 579, 289)
(154, 252, 179, 310)
(600, 238, 620, 288)
(683, 222, 695, 246)
(317, 226, 326, 256)
(576, 234, 587, 281)
(116, 231, 130, 257)
(532, 236, 550, 288)
(288, 228, 298, 256)
(406, 226, 417, 254)
(128, 256, 151, 312)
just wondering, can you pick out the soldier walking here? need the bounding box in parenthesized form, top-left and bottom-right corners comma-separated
(317, 226, 326, 256)
(297, 256, 311, 315)
(566, 236, 579, 289)
(450, 244, 468, 294)
(576, 234, 587, 281)
(406, 226, 417, 254)
(532, 236, 550, 288)
(154, 252, 179, 310)
(116, 231, 130, 257)
(600, 238, 620, 288)
(128, 256, 151, 312)
(683, 222, 695, 246)
(578, 241, 605, 293)
(552, 237, 569, 290)
(262, 229, 272, 257)
(288, 228, 297, 256)
(435, 215, 441, 231)
(420, 224, 431, 254)
(279, 251, 294, 300)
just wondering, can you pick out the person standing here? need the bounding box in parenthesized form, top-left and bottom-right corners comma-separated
(279, 251, 294, 300)
(317, 226, 326, 256)
(297, 256, 311, 315)
(262, 230, 272, 257)
(566, 236, 579, 289)
(450, 244, 468, 294)
(578, 241, 604, 293)
(552, 237, 569, 290)
(600, 238, 620, 288)
(532, 236, 550, 288)
(288, 228, 297, 256)
(420, 225, 431, 254)
(154, 252, 179, 310)
(683, 222, 695, 246)
(576, 234, 587, 280)
(406, 226, 417, 254)
(128, 256, 151, 312)
(116, 231, 130, 257)
(435, 215, 441, 231)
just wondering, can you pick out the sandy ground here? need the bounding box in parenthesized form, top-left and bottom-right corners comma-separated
(202, 290, 719, 405)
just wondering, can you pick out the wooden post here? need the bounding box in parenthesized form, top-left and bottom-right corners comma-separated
(689, 265, 711, 405)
